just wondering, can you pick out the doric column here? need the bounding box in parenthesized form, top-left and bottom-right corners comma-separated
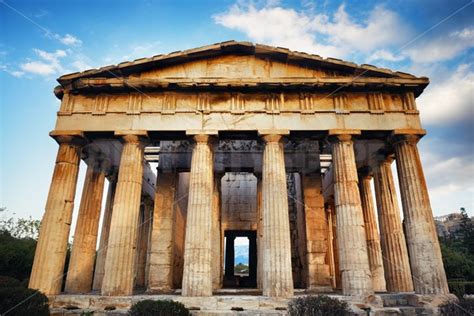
(328, 201, 342, 290)
(261, 134, 294, 297)
(212, 175, 223, 290)
(373, 157, 413, 292)
(101, 133, 147, 296)
(182, 134, 215, 297)
(256, 174, 263, 289)
(326, 205, 336, 289)
(302, 174, 331, 289)
(135, 198, 152, 289)
(65, 158, 107, 293)
(358, 170, 386, 292)
(147, 172, 178, 293)
(29, 133, 84, 295)
(392, 134, 449, 294)
(92, 172, 117, 291)
(329, 133, 373, 297)
(249, 233, 257, 285)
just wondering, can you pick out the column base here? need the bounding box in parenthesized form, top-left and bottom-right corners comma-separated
(305, 285, 334, 293)
(146, 287, 175, 295)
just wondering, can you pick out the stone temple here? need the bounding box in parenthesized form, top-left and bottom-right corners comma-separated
(29, 41, 452, 313)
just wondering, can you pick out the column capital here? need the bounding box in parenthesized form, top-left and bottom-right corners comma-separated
(358, 166, 373, 179)
(115, 130, 149, 145)
(390, 133, 422, 146)
(49, 130, 87, 147)
(106, 167, 119, 182)
(83, 148, 112, 173)
(261, 134, 284, 143)
(327, 130, 360, 143)
(374, 149, 395, 165)
(328, 129, 361, 142)
(193, 134, 215, 144)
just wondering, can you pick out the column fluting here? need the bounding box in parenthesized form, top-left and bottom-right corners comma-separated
(92, 173, 117, 291)
(261, 134, 294, 297)
(393, 134, 449, 294)
(65, 159, 106, 293)
(29, 135, 84, 295)
(373, 158, 413, 292)
(101, 134, 146, 296)
(181, 134, 214, 296)
(330, 134, 373, 297)
(358, 171, 386, 292)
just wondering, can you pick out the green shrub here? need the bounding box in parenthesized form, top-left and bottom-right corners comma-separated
(129, 299, 189, 316)
(0, 287, 49, 316)
(0, 275, 22, 288)
(288, 295, 350, 316)
(464, 282, 474, 295)
(449, 280, 466, 298)
(439, 298, 474, 315)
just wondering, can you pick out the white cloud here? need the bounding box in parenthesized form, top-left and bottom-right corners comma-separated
(104, 41, 162, 64)
(19, 49, 67, 76)
(313, 5, 408, 53)
(57, 34, 83, 47)
(417, 63, 474, 125)
(0, 63, 25, 77)
(367, 49, 405, 62)
(9, 70, 25, 77)
(20, 61, 56, 75)
(405, 27, 474, 63)
(214, 3, 408, 59)
(71, 58, 92, 71)
(418, 138, 474, 214)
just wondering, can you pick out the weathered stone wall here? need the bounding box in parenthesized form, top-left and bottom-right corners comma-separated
(221, 173, 258, 232)
(301, 174, 331, 289)
(287, 173, 306, 288)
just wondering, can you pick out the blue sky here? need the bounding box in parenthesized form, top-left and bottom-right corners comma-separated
(1, 0, 473, 222)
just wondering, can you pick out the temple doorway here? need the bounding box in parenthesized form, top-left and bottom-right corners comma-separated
(223, 230, 257, 288)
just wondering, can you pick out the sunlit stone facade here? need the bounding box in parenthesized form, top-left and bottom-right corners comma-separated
(29, 42, 448, 301)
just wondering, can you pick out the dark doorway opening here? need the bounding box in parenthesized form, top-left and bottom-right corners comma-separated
(223, 230, 257, 288)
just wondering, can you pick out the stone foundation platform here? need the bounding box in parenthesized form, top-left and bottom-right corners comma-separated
(48, 292, 456, 315)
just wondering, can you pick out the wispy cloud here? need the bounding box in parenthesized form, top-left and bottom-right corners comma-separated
(0, 63, 24, 77)
(367, 49, 405, 63)
(103, 41, 161, 64)
(19, 49, 67, 76)
(56, 33, 83, 47)
(417, 63, 474, 125)
(213, 2, 408, 59)
(405, 27, 474, 63)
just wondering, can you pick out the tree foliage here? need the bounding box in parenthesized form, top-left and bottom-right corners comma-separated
(0, 287, 49, 316)
(0, 207, 40, 240)
(129, 300, 189, 316)
(288, 295, 350, 316)
(439, 208, 474, 282)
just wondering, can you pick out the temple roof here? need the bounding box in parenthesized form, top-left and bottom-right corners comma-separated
(55, 41, 429, 98)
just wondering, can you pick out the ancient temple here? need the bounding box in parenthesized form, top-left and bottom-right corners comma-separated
(29, 42, 449, 302)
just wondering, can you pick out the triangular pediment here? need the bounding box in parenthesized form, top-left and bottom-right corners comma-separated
(58, 41, 423, 86)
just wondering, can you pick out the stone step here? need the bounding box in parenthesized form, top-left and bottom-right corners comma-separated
(50, 309, 289, 316)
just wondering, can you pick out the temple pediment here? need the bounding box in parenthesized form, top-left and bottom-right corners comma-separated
(57, 41, 427, 92)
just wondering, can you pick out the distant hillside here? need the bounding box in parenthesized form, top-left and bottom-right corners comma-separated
(234, 245, 249, 265)
(435, 213, 464, 238)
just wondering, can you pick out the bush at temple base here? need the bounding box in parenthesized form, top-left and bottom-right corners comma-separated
(288, 295, 350, 316)
(439, 298, 474, 315)
(129, 299, 189, 316)
(0, 287, 49, 316)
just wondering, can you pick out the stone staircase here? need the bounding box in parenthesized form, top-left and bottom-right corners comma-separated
(49, 293, 456, 315)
